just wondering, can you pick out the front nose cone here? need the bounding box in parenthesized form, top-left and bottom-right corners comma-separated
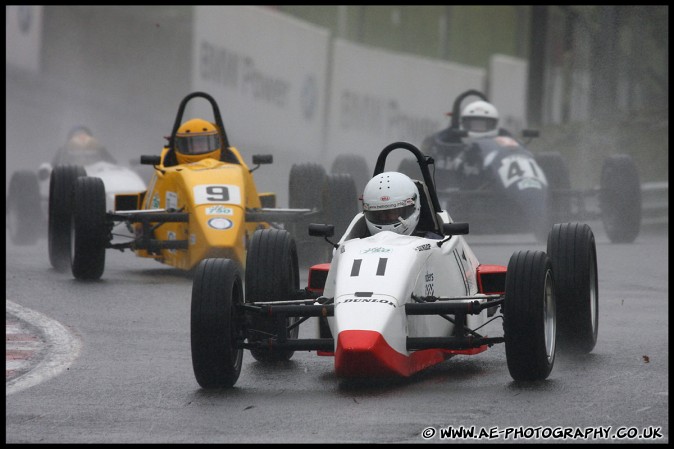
(335, 330, 408, 377)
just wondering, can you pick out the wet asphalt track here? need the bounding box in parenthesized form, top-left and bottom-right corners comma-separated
(5, 224, 668, 443)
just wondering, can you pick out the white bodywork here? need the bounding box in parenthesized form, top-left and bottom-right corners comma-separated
(83, 161, 146, 211)
(321, 213, 488, 361)
(39, 161, 146, 213)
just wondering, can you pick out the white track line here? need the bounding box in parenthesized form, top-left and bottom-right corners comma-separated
(6, 300, 82, 396)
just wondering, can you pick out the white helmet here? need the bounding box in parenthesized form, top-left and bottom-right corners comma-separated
(461, 100, 499, 138)
(362, 172, 421, 236)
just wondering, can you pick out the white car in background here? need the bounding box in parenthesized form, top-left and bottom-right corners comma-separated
(6, 126, 146, 256)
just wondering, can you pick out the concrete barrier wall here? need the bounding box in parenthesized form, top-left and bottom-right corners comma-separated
(192, 6, 330, 161)
(7, 6, 665, 214)
(325, 39, 486, 170)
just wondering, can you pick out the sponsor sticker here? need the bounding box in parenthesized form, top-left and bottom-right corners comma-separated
(339, 297, 396, 308)
(166, 191, 178, 210)
(360, 247, 392, 254)
(363, 197, 414, 211)
(206, 205, 234, 215)
(207, 217, 233, 230)
(167, 231, 176, 254)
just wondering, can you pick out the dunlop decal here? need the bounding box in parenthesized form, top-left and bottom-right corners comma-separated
(341, 298, 396, 308)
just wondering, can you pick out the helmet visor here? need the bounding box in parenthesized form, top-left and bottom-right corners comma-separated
(364, 203, 416, 226)
(176, 134, 220, 155)
(462, 116, 497, 133)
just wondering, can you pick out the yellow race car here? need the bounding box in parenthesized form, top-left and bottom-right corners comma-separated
(53, 91, 356, 280)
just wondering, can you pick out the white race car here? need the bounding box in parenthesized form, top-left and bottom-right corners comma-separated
(6, 127, 146, 268)
(190, 141, 599, 388)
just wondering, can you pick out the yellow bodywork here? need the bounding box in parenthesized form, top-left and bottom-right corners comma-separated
(131, 146, 269, 270)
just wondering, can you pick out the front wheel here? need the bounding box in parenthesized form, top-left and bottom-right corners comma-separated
(48, 164, 86, 271)
(547, 222, 598, 353)
(71, 177, 108, 280)
(504, 250, 556, 381)
(191, 258, 244, 389)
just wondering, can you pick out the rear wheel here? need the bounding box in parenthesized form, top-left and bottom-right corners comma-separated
(48, 164, 86, 271)
(7, 170, 42, 245)
(599, 154, 641, 243)
(547, 222, 598, 353)
(245, 229, 300, 362)
(321, 173, 358, 251)
(288, 162, 327, 267)
(397, 158, 421, 180)
(71, 177, 108, 280)
(191, 258, 244, 388)
(504, 250, 556, 381)
(535, 152, 571, 223)
(330, 153, 370, 196)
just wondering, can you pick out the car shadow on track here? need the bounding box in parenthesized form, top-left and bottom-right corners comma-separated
(330, 357, 495, 394)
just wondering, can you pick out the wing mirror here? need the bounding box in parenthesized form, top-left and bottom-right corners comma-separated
(309, 223, 338, 249)
(308, 223, 335, 237)
(250, 154, 273, 173)
(442, 222, 469, 235)
(141, 155, 161, 165)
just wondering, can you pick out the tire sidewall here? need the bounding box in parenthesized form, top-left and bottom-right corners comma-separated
(504, 250, 556, 381)
(48, 164, 86, 271)
(191, 258, 244, 388)
(546, 223, 598, 353)
(71, 176, 107, 280)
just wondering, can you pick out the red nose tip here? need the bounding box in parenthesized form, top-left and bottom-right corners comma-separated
(335, 330, 407, 377)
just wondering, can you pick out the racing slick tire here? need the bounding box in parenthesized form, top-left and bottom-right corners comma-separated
(289, 162, 328, 267)
(191, 258, 244, 389)
(245, 228, 300, 362)
(599, 154, 641, 243)
(48, 164, 87, 271)
(71, 176, 107, 280)
(504, 250, 556, 381)
(546, 222, 598, 354)
(534, 152, 571, 224)
(7, 170, 42, 246)
(321, 173, 358, 255)
(330, 153, 370, 196)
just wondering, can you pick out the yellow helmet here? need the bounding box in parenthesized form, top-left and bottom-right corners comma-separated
(174, 118, 222, 164)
